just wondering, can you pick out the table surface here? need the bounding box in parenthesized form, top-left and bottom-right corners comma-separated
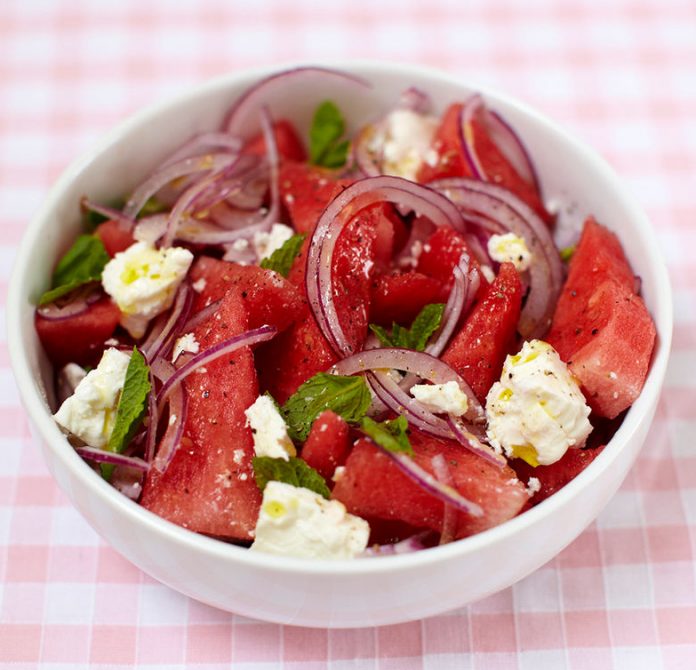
(1, 0, 694, 668)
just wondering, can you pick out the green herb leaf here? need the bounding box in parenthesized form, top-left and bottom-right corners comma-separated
(252, 456, 331, 499)
(83, 198, 124, 231)
(309, 100, 349, 168)
(39, 235, 110, 305)
(282, 372, 371, 441)
(560, 245, 576, 262)
(259, 233, 306, 277)
(369, 303, 445, 352)
(359, 415, 413, 455)
(138, 196, 167, 218)
(102, 348, 151, 479)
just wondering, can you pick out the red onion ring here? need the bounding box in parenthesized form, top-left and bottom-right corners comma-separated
(182, 299, 222, 333)
(76, 447, 149, 472)
(223, 66, 370, 137)
(372, 442, 483, 518)
(306, 176, 466, 355)
(151, 357, 175, 383)
(152, 383, 188, 474)
(399, 87, 432, 114)
(161, 132, 242, 168)
(144, 379, 159, 463)
(362, 534, 427, 557)
(445, 416, 506, 468)
(142, 283, 193, 363)
(124, 153, 238, 221)
(432, 178, 563, 338)
(37, 286, 102, 320)
(156, 325, 277, 406)
(81, 197, 136, 230)
(331, 347, 485, 425)
(431, 454, 457, 544)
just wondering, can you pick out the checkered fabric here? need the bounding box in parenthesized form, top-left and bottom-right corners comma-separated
(1, 0, 694, 667)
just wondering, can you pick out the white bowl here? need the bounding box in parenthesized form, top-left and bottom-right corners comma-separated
(7, 62, 672, 628)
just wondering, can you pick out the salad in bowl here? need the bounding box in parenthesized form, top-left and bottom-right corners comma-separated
(10, 64, 670, 626)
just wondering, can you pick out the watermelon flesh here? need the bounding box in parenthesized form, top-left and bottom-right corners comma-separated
(442, 263, 522, 402)
(300, 410, 351, 482)
(369, 271, 444, 326)
(94, 220, 135, 257)
(243, 119, 307, 162)
(140, 289, 262, 541)
(188, 256, 303, 334)
(547, 218, 656, 419)
(332, 430, 528, 540)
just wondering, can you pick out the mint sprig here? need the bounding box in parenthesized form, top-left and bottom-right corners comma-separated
(282, 372, 371, 442)
(359, 415, 413, 456)
(369, 303, 445, 352)
(252, 456, 331, 499)
(309, 101, 350, 168)
(102, 348, 151, 479)
(39, 235, 110, 305)
(260, 233, 306, 277)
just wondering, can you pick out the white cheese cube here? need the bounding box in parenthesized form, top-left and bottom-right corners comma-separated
(53, 348, 131, 449)
(102, 241, 193, 338)
(410, 381, 469, 416)
(250, 481, 370, 560)
(486, 340, 592, 466)
(244, 395, 296, 461)
(487, 233, 533, 272)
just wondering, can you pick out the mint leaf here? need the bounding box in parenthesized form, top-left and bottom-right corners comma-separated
(102, 348, 151, 479)
(369, 303, 445, 352)
(259, 233, 306, 277)
(359, 415, 413, 455)
(282, 372, 371, 441)
(39, 235, 110, 305)
(309, 101, 349, 168)
(252, 456, 331, 499)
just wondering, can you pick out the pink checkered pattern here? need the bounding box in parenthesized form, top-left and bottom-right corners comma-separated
(1, 0, 694, 667)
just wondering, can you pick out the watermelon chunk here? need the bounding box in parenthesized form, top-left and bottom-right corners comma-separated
(140, 290, 262, 540)
(300, 410, 351, 482)
(36, 297, 121, 368)
(417, 103, 548, 220)
(188, 256, 303, 333)
(94, 220, 135, 257)
(512, 445, 606, 504)
(243, 119, 307, 162)
(369, 271, 444, 326)
(332, 430, 528, 539)
(442, 263, 522, 402)
(416, 226, 486, 296)
(547, 218, 656, 419)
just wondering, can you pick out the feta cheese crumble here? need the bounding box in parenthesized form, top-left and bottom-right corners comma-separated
(487, 233, 533, 272)
(253, 223, 294, 261)
(250, 481, 370, 559)
(172, 332, 200, 363)
(244, 395, 296, 461)
(102, 241, 193, 338)
(369, 109, 439, 181)
(411, 381, 469, 417)
(53, 348, 131, 449)
(486, 340, 592, 467)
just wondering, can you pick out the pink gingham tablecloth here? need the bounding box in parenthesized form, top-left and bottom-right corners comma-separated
(1, 1, 694, 668)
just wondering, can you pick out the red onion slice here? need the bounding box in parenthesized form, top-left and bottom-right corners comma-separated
(445, 416, 507, 468)
(151, 357, 175, 383)
(152, 383, 188, 474)
(142, 283, 193, 363)
(307, 176, 465, 355)
(182, 299, 222, 333)
(81, 197, 136, 230)
(124, 153, 238, 221)
(37, 285, 102, 320)
(162, 132, 242, 168)
(459, 96, 539, 190)
(223, 66, 370, 138)
(331, 347, 485, 425)
(373, 443, 482, 518)
(431, 454, 457, 544)
(362, 534, 427, 557)
(157, 325, 277, 406)
(432, 178, 563, 338)
(399, 87, 432, 114)
(144, 380, 159, 463)
(76, 447, 149, 472)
